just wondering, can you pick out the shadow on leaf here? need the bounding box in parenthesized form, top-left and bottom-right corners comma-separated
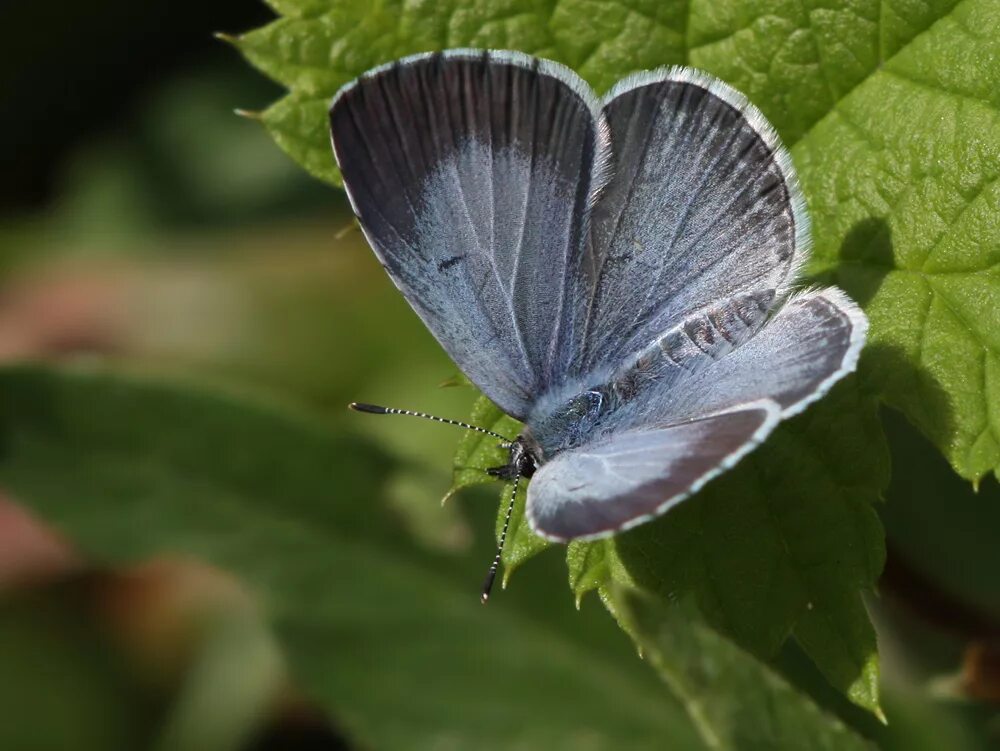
(859, 342, 955, 466)
(830, 217, 896, 308)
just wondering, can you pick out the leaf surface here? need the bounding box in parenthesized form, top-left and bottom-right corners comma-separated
(447, 381, 887, 713)
(447, 396, 552, 581)
(568, 381, 888, 715)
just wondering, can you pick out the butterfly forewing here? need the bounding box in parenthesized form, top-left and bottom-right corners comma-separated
(330, 50, 608, 419)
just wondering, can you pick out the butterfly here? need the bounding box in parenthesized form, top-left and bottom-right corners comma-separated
(330, 49, 866, 600)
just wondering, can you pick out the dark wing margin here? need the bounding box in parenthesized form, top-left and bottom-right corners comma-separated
(526, 400, 781, 542)
(569, 67, 810, 378)
(330, 49, 608, 419)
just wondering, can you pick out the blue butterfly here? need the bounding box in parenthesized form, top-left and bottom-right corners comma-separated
(330, 50, 866, 599)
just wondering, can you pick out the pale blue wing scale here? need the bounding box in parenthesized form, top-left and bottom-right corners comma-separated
(329, 50, 608, 419)
(569, 68, 809, 377)
(526, 400, 781, 541)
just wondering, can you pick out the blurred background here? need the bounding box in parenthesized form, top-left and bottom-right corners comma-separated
(2, 1, 999, 749)
(1, 2, 478, 748)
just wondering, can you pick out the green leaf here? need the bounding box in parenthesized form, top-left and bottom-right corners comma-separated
(235, 0, 999, 481)
(0, 363, 733, 750)
(685, 0, 965, 146)
(614, 588, 877, 751)
(790, 0, 1000, 482)
(567, 538, 617, 608)
(256, 93, 343, 185)
(235, 0, 999, 718)
(447, 394, 518, 499)
(454, 380, 888, 715)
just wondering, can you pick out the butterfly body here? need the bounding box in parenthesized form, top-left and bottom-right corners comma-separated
(331, 49, 867, 543)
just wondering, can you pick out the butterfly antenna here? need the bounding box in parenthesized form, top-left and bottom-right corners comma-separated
(348, 402, 510, 441)
(481, 474, 519, 604)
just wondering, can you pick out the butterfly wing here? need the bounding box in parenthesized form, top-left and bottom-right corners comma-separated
(569, 69, 809, 377)
(526, 288, 865, 541)
(329, 50, 608, 419)
(663, 288, 867, 419)
(527, 401, 781, 541)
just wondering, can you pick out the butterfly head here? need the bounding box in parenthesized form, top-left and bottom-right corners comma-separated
(486, 434, 539, 481)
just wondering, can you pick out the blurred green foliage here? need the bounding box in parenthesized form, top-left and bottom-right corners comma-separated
(0, 365, 707, 749)
(0, 589, 157, 750)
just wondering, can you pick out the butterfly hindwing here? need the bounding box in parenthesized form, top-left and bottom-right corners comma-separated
(330, 50, 608, 419)
(526, 401, 781, 541)
(664, 288, 868, 420)
(524, 289, 865, 540)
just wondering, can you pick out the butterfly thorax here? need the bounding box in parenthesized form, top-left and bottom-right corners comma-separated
(524, 389, 608, 461)
(522, 349, 672, 460)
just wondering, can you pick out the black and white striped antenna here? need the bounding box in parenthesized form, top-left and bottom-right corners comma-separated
(349, 402, 510, 441)
(481, 475, 519, 603)
(349, 401, 518, 604)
